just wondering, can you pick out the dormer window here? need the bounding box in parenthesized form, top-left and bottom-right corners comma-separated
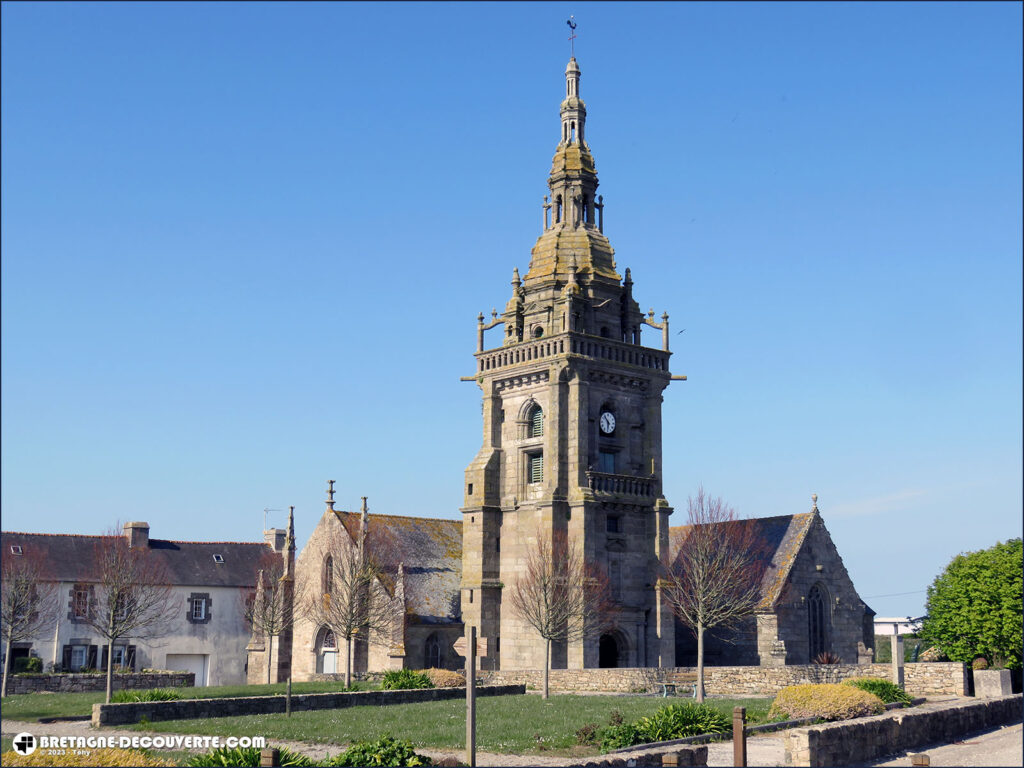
(10, 545, 22, 555)
(212, 554, 224, 564)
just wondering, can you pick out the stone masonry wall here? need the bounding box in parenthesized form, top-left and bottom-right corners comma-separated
(93, 683, 525, 726)
(483, 663, 967, 697)
(784, 694, 1023, 767)
(6, 672, 194, 695)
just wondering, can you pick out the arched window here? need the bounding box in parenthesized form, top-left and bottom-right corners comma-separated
(425, 632, 442, 669)
(808, 584, 829, 661)
(528, 405, 544, 438)
(323, 556, 333, 595)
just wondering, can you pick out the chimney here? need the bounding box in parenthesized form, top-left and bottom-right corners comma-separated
(124, 521, 150, 549)
(264, 528, 286, 552)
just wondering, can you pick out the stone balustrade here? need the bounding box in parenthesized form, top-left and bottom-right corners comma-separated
(476, 333, 670, 375)
(586, 470, 655, 499)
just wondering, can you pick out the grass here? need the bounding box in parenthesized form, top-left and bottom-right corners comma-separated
(0, 680, 378, 722)
(119, 695, 773, 756)
(1, 737, 11, 754)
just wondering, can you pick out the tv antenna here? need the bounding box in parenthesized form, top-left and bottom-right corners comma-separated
(263, 507, 284, 531)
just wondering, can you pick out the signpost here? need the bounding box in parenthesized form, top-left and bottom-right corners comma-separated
(463, 627, 477, 767)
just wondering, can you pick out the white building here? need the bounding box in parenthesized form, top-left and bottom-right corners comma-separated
(873, 616, 925, 636)
(2, 522, 276, 686)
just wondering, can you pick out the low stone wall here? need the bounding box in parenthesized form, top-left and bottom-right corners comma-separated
(482, 662, 968, 697)
(93, 684, 525, 726)
(561, 744, 708, 767)
(5, 672, 194, 695)
(784, 694, 1023, 767)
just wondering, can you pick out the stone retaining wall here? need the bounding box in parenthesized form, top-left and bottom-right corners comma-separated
(5, 672, 194, 695)
(784, 694, 1023, 767)
(92, 684, 525, 726)
(482, 663, 967, 697)
(561, 744, 708, 767)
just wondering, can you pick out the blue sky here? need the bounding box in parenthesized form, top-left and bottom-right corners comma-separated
(2, 2, 1021, 620)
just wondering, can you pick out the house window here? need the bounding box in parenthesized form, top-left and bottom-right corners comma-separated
(606, 516, 620, 534)
(186, 592, 212, 625)
(528, 405, 544, 438)
(73, 588, 89, 619)
(322, 629, 337, 650)
(598, 450, 616, 474)
(10, 545, 22, 555)
(70, 646, 87, 671)
(528, 453, 544, 483)
(212, 554, 224, 564)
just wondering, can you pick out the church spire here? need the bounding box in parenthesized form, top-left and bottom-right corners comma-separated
(560, 57, 585, 146)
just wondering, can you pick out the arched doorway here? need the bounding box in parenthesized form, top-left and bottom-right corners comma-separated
(599, 634, 619, 668)
(315, 626, 337, 674)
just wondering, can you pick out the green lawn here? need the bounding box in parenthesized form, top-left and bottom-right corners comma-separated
(122, 695, 772, 755)
(0, 681, 376, 722)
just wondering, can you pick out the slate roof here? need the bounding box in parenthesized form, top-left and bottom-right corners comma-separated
(669, 512, 816, 611)
(1, 531, 272, 589)
(334, 511, 463, 625)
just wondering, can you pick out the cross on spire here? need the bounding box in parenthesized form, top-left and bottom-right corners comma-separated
(566, 16, 577, 57)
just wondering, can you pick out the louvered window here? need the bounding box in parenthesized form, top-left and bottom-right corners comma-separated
(529, 406, 544, 437)
(528, 453, 544, 483)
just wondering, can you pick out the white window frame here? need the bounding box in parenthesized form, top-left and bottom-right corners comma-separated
(70, 645, 87, 671)
(191, 597, 207, 621)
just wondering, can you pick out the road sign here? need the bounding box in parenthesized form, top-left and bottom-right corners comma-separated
(454, 636, 488, 657)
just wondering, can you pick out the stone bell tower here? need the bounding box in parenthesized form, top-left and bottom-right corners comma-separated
(461, 56, 681, 671)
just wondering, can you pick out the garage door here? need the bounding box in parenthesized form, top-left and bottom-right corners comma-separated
(165, 653, 208, 687)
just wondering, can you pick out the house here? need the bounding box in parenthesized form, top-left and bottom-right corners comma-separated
(1, 522, 275, 686)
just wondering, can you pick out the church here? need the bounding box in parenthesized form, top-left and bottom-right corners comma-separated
(249, 55, 874, 682)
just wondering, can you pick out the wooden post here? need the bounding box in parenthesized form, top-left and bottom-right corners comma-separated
(466, 625, 476, 768)
(732, 706, 746, 767)
(286, 673, 292, 717)
(259, 747, 280, 767)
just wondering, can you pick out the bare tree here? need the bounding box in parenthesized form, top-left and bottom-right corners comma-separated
(303, 517, 404, 688)
(77, 529, 180, 703)
(507, 528, 612, 699)
(1, 552, 59, 697)
(664, 487, 768, 702)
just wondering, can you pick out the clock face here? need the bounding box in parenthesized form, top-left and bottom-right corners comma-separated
(600, 411, 616, 434)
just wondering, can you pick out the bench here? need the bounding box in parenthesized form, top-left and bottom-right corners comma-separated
(659, 671, 698, 698)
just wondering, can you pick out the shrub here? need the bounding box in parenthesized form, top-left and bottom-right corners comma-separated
(812, 651, 842, 665)
(186, 746, 312, 767)
(111, 688, 182, 703)
(769, 684, 885, 722)
(634, 702, 731, 742)
(598, 723, 642, 752)
(325, 736, 432, 766)
(2, 748, 175, 766)
(608, 709, 624, 726)
(382, 669, 433, 690)
(843, 677, 912, 705)
(421, 668, 465, 688)
(575, 722, 600, 746)
(973, 656, 989, 670)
